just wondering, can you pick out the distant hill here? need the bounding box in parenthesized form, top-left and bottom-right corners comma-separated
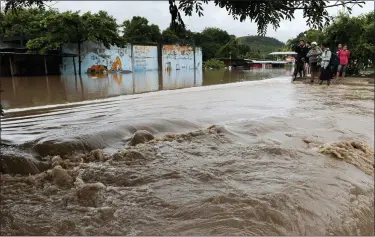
(237, 35, 285, 53)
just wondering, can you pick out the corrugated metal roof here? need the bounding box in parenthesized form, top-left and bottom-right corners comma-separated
(0, 52, 77, 57)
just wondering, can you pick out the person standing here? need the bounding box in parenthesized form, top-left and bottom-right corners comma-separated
(336, 43, 342, 55)
(336, 44, 350, 80)
(304, 42, 311, 76)
(306, 42, 322, 83)
(331, 43, 342, 79)
(292, 40, 308, 81)
(319, 43, 332, 86)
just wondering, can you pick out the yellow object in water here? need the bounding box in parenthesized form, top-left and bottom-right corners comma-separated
(110, 56, 122, 71)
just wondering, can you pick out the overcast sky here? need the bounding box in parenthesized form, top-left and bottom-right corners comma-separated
(51, 1, 373, 42)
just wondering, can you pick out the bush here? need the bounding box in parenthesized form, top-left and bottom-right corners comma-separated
(346, 63, 360, 76)
(204, 59, 226, 69)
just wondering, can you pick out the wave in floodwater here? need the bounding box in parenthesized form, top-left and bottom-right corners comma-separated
(1, 76, 374, 235)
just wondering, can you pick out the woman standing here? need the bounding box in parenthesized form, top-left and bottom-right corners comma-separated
(319, 43, 332, 86)
(306, 42, 322, 83)
(336, 44, 350, 80)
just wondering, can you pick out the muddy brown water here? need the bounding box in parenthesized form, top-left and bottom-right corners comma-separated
(1, 69, 374, 235)
(1, 68, 289, 109)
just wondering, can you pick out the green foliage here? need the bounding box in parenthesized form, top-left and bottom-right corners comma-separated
(237, 35, 284, 53)
(170, 0, 365, 36)
(3, 0, 48, 12)
(191, 28, 280, 61)
(161, 25, 195, 45)
(5, 0, 364, 37)
(25, 10, 122, 52)
(195, 27, 231, 60)
(245, 51, 265, 60)
(201, 27, 231, 44)
(161, 28, 180, 44)
(305, 30, 325, 45)
(203, 59, 225, 69)
(285, 31, 307, 50)
(122, 16, 162, 43)
(285, 29, 325, 50)
(287, 11, 374, 75)
(1, 7, 288, 65)
(22, 10, 122, 74)
(324, 11, 374, 72)
(0, 8, 56, 39)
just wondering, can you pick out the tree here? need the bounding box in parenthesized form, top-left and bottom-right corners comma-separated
(216, 39, 238, 58)
(286, 11, 374, 74)
(305, 30, 325, 45)
(26, 10, 123, 75)
(323, 11, 374, 72)
(2, 0, 48, 12)
(286, 31, 307, 50)
(0, 8, 56, 41)
(193, 27, 231, 60)
(200, 27, 231, 44)
(237, 35, 285, 53)
(245, 51, 265, 60)
(171, 0, 365, 35)
(286, 29, 325, 50)
(216, 38, 252, 59)
(122, 16, 161, 44)
(161, 28, 180, 44)
(5, 0, 364, 36)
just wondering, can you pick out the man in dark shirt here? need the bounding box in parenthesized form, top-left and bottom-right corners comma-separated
(292, 40, 308, 81)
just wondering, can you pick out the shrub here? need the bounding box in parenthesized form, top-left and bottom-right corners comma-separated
(204, 59, 226, 69)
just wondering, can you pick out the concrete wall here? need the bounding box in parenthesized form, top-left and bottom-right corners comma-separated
(61, 42, 202, 90)
(62, 42, 132, 75)
(133, 45, 158, 72)
(161, 45, 195, 71)
(161, 45, 203, 89)
(194, 47, 203, 86)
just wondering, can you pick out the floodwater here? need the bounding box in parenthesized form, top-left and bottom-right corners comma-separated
(1, 69, 374, 235)
(1, 68, 289, 109)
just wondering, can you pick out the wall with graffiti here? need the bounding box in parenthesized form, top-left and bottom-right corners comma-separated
(161, 45, 194, 71)
(161, 45, 202, 89)
(133, 45, 158, 72)
(61, 42, 202, 92)
(62, 42, 133, 76)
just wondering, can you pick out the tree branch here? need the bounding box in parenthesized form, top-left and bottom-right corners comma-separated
(287, 0, 365, 10)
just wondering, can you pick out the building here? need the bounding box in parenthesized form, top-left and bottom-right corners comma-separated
(0, 36, 76, 77)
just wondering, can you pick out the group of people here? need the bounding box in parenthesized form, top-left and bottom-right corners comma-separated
(292, 40, 350, 85)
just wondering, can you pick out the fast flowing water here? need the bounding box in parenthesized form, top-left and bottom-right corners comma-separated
(1, 69, 374, 235)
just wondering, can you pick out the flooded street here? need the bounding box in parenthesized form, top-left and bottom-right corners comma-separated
(1, 68, 289, 109)
(1, 69, 374, 235)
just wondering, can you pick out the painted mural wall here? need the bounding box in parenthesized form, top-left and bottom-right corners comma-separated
(132, 45, 159, 93)
(62, 42, 132, 76)
(61, 42, 202, 92)
(133, 45, 158, 72)
(162, 45, 203, 89)
(162, 45, 194, 71)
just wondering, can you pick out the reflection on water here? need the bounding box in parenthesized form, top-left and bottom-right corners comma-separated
(1, 68, 292, 109)
(134, 71, 159, 94)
